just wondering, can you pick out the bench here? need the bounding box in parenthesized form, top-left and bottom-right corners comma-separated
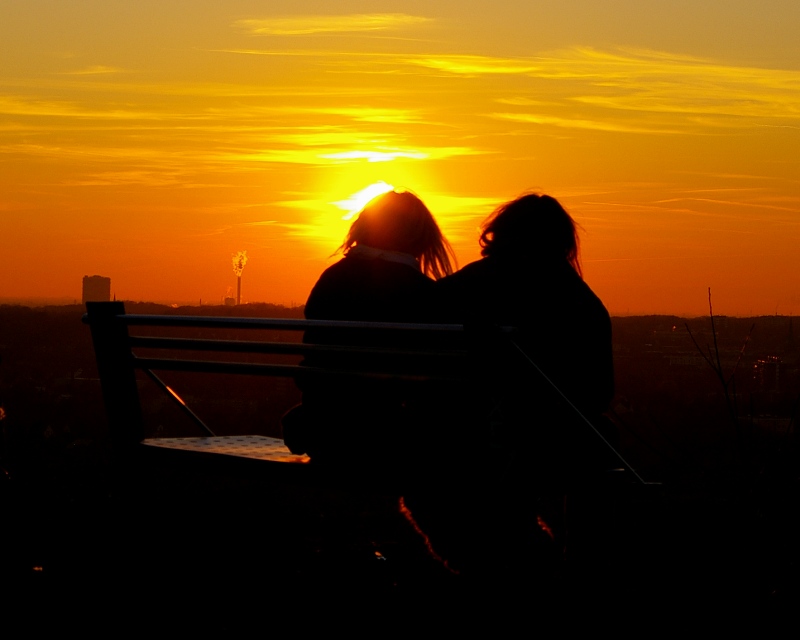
(83, 301, 653, 590)
(83, 300, 645, 486)
(82, 301, 473, 480)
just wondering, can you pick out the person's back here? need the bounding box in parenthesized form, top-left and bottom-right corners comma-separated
(436, 253, 614, 489)
(405, 194, 616, 581)
(286, 189, 454, 483)
(437, 254, 612, 418)
(299, 250, 436, 471)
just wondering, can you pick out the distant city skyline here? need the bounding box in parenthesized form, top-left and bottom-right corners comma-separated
(2, 1, 799, 316)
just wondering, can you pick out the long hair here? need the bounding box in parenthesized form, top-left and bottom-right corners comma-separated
(339, 189, 455, 279)
(479, 193, 582, 277)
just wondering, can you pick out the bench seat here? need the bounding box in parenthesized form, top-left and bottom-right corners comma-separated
(141, 435, 310, 463)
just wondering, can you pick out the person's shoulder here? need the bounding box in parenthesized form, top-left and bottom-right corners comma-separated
(308, 258, 349, 291)
(456, 258, 492, 277)
(437, 259, 492, 288)
(305, 258, 351, 318)
(430, 260, 496, 322)
(322, 255, 361, 275)
(568, 272, 610, 323)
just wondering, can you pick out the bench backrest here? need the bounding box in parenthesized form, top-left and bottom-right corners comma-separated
(84, 301, 644, 484)
(83, 301, 471, 452)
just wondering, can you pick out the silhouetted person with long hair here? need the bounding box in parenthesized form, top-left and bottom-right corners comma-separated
(404, 193, 614, 587)
(439, 192, 613, 423)
(305, 189, 454, 323)
(284, 189, 455, 482)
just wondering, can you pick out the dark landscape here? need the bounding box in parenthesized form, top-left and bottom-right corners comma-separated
(1, 303, 798, 623)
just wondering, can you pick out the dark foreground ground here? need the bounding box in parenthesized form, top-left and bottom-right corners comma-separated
(3, 441, 798, 630)
(2, 304, 799, 627)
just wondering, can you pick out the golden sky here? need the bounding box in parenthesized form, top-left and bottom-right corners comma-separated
(2, 1, 799, 315)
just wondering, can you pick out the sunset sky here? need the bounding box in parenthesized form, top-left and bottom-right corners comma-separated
(2, 1, 799, 315)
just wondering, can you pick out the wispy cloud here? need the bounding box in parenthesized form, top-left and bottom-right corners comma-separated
(0, 95, 162, 120)
(319, 150, 426, 162)
(236, 14, 431, 36)
(227, 145, 484, 166)
(490, 112, 677, 134)
(311, 107, 423, 124)
(252, 106, 423, 125)
(411, 47, 800, 126)
(574, 91, 800, 121)
(267, 129, 394, 147)
(319, 147, 484, 163)
(409, 55, 540, 76)
(0, 142, 167, 161)
(758, 195, 800, 205)
(61, 170, 185, 187)
(653, 197, 800, 214)
(61, 65, 123, 75)
(495, 97, 553, 107)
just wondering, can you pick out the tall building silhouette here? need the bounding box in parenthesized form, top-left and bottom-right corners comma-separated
(82, 275, 111, 304)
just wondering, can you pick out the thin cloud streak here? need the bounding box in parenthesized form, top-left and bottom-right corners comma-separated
(309, 107, 423, 124)
(654, 197, 800, 214)
(408, 55, 541, 75)
(227, 145, 484, 166)
(61, 170, 187, 187)
(0, 76, 403, 100)
(490, 112, 678, 135)
(0, 96, 159, 120)
(23, 46, 791, 137)
(320, 150, 426, 162)
(235, 14, 431, 36)
(411, 48, 800, 125)
(61, 66, 123, 75)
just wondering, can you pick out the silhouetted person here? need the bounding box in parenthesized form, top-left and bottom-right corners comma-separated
(404, 193, 615, 585)
(437, 193, 613, 467)
(283, 189, 455, 484)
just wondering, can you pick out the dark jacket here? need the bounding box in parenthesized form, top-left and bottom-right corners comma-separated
(435, 256, 613, 415)
(305, 252, 435, 325)
(293, 252, 437, 472)
(434, 256, 615, 485)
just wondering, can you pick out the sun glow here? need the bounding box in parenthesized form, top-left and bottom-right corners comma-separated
(4, 3, 800, 315)
(332, 181, 395, 219)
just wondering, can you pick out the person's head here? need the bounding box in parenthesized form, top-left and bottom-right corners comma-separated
(479, 193, 582, 276)
(340, 189, 455, 279)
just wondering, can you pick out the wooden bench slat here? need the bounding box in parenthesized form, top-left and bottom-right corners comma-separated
(130, 335, 468, 360)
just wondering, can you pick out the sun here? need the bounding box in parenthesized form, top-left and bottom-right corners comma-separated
(331, 181, 395, 220)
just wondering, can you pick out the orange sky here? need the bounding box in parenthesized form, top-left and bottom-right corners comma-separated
(2, 1, 799, 315)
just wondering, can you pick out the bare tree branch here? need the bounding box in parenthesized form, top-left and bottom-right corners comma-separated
(725, 323, 755, 387)
(685, 323, 716, 371)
